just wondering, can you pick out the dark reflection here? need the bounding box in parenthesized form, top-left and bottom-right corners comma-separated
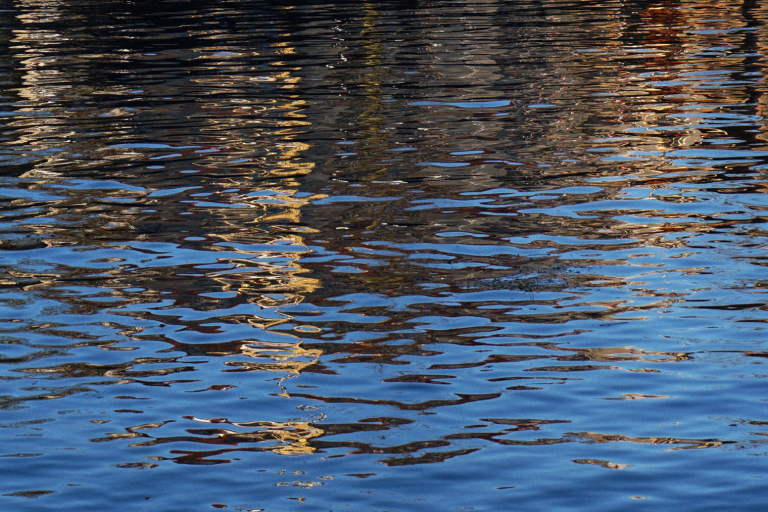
(1, 0, 768, 510)
(1, 490, 56, 499)
(292, 391, 502, 411)
(573, 458, 632, 469)
(378, 448, 478, 466)
(568, 432, 731, 450)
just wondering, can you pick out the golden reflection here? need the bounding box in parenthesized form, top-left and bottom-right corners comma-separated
(2, 3, 327, 406)
(229, 339, 322, 376)
(201, 193, 323, 389)
(115, 417, 326, 458)
(355, 2, 387, 183)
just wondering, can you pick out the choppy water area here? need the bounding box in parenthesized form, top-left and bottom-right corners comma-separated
(2, 0, 768, 509)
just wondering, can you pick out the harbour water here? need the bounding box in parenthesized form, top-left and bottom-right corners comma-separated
(1, 0, 768, 510)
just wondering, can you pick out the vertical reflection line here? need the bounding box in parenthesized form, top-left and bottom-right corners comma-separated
(229, 34, 322, 397)
(359, 3, 389, 183)
(743, 0, 768, 148)
(11, 0, 67, 173)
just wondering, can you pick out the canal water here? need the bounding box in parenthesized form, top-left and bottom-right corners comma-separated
(1, 0, 767, 510)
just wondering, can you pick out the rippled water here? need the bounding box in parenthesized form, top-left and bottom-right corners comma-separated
(2, 0, 768, 510)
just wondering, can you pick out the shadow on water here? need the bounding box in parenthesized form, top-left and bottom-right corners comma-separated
(1, 0, 768, 510)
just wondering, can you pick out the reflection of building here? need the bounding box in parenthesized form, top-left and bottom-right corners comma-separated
(3, 0, 337, 392)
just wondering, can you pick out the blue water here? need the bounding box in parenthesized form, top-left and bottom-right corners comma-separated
(1, 0, 768, 510)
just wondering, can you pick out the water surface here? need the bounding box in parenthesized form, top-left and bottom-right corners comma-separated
(2, 0, 768, 510)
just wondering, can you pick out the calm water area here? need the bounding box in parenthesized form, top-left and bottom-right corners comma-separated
(2, 0, 768, 510)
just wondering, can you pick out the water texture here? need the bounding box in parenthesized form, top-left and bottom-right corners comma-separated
(1, 0, 768, 510)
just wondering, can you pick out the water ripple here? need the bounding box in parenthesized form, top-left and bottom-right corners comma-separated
(2, 0, 768, 510)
